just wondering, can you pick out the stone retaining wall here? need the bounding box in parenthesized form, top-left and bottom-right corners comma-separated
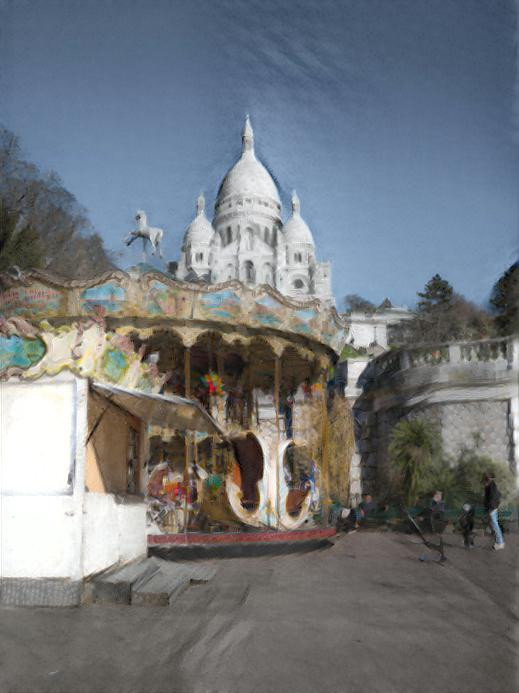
(351, 337, 519, 497)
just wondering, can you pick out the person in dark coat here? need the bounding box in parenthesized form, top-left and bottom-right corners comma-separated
(354, 493, 378, 527)
(283, 394, 294, 439)
(459, 503, 475, 549)
(483, 472, 504, 550)
(430, 490, 446, 534)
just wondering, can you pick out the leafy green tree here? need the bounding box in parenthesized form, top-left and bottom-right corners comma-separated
(0, 200, 43, 272)
(388, 419, 441, 506)
(393, 274, 494, 345)
(342, 293, 376, 314)
(417, 273, 453, 310)
(490, 261, 519, 336)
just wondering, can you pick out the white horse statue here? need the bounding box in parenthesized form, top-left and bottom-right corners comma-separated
(125, 210, 164, 258)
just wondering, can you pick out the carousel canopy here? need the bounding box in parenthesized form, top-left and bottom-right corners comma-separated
(91, 381, 225, 436)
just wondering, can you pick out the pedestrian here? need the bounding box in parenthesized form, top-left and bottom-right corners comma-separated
(458, 503, 475, 549)
(283, 393, 294, 439)
(430, 490, 446, 534)
(483, 471, 505, 550)
(355, 493, 378, 527)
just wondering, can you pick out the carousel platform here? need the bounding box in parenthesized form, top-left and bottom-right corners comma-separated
(147, 527, 337, 560)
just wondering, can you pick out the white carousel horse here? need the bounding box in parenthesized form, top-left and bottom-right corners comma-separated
(125, 210, 164, 258)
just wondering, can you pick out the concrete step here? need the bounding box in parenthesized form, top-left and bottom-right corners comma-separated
(131, 559, 216, 606)
(89, 557, 160, 605)
(131, 571, 191, 606)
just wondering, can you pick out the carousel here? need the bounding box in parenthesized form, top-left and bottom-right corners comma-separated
(0, 263, 353, 547)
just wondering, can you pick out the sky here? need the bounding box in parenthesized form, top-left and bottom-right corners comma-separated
(1, 0, 518, 308)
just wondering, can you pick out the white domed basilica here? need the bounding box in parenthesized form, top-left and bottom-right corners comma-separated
(175, 116, 333, 305)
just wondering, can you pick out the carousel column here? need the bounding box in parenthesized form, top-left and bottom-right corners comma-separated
(320, 370, 330, 527)
(274, 354, 281, 530)
(246, 362, 254, 429)
(184, 347, 191, 533)
(216, 350, 224, 425)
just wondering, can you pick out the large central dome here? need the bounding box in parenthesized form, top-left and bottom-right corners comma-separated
(215, 116, 281, 209)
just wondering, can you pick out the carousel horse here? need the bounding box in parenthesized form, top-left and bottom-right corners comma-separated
(125, 210, 164, 257)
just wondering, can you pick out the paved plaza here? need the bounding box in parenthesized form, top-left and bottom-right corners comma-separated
(0, 531, 517, 693)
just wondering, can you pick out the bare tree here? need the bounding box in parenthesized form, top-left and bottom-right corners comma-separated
(0, 126, 115, 278)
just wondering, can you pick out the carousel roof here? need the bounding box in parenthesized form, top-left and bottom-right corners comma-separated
(0, 264, 348, 357)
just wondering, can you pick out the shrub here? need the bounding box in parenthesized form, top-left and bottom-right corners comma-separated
(387, 419, 516, 509)
(388, 420, 441, 505)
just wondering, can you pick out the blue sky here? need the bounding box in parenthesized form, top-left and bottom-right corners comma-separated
(1, 0, 518, 307)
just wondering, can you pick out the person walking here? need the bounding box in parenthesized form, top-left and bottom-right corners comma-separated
(483, 472, 505, 550)
(458, 503, 475, 549)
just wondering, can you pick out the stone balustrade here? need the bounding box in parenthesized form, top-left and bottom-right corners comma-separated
(362, 336, 517, 388)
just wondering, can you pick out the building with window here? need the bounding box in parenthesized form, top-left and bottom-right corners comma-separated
(175, 116, 334, 305)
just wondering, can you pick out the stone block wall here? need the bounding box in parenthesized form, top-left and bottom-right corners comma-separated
(407, 401, 511, 463)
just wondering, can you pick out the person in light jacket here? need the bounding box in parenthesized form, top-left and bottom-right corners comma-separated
(483, 472, 504, 550)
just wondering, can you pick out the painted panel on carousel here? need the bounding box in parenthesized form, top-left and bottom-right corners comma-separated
(196, 289, 241, 321)
(0, 317, 166, 392)
(251, 295, 283, 328)
(0, 283, 62, 318)
(290, 308, 319, 336)
(80, 283, 126, 315)
(146, 280, 194, 318)
(0, 334, 46, 372)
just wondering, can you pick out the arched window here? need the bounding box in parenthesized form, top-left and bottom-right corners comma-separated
(263, 263, 274, 285)
(226, 227, 232, 244)
(294, 252, 302, 263)
(245, 228, 254, 250)
(226, 264, 234, 281)
(293, 278, 305, 289)
(244, 261, 255, 283)
(264, 227, 270, 244)
(196, 252, 203, 263)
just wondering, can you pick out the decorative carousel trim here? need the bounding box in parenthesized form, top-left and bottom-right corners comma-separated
(0, 265, 347, 327)
(0, 266, 129, 290)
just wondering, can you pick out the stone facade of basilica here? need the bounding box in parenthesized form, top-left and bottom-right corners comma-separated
(175, 117, 333, 305)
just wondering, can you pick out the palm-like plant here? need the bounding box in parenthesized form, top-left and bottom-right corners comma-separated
(388, 419, 440, 506)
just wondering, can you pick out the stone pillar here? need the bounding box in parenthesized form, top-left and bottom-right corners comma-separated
(448, 344, 461, 364)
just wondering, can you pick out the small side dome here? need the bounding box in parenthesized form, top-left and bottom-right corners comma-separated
(283, 191, 314, 246)
(183, 194, 214, 245)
